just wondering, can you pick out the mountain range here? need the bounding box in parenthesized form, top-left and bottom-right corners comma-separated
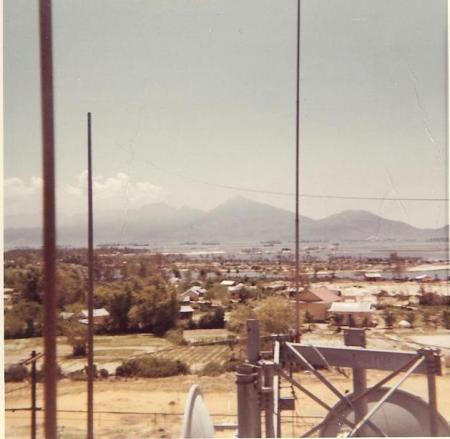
(4, 196, 448, 248)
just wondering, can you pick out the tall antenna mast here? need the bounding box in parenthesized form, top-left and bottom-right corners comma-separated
(38, 1, 58, 437)
(87, 112, 94, 439)
(294, 0, 301, 340)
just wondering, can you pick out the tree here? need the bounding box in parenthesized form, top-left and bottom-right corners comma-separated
(442, 309, 450, 329)
(383, 310, 397, 329)
(107, 288, 133, 332)
(4, 301, 43, 338)
(152, 292, 179, 336)
(128, 285, 178, 336)
(390, 252, 405, 281)
(312, 265, 321, 281)
(422, 311, 435, 327)
(198, 307, 225, 329)
(63, 321, 88, 356)
(255, 296, 294, 335)
(213, 307, 225, 328)
(23, 268, 42, 303)
(227, 305, 256, 335)
(138, 260, 148, 278)
(4, 312, 26, 339)
(57, 266, 85, 308)
(238, 287, 252, 303)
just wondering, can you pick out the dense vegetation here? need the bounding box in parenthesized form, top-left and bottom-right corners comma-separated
(115, 356, 190, 378)
(4, 252, 179, 342)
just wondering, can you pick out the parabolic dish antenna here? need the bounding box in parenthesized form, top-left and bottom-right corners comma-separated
(180, 384, 215, 438)
(320, 387, 450, 437)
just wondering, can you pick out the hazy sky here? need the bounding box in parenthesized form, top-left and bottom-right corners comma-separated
(4, 0, 448, 229)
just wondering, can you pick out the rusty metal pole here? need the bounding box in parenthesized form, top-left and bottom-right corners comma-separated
(31, 351, 37, 439)
(87, 112, 94, 439)
(344, 329, 368, 437)
(38, 1, 58, 437)
(294, 0, 302, 343)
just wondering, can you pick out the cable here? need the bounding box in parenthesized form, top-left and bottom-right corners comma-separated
(140, 157, 447, 202)
(5, 385, 29, 395)
(5, 407, 323, 419)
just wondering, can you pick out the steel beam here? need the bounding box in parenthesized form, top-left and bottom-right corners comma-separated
(286, 343, 431, 374)
(348, 355, 425, 437)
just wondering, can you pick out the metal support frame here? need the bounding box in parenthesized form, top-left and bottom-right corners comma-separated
(236, 320, 444, 438)
(280, 341, 441, 438)
(348, 355, 425, 437)
(286, 343, 431, 374)
(278, 366, 385, 437)
(285, 343, 349, 400)
(298, 352, 426, 437)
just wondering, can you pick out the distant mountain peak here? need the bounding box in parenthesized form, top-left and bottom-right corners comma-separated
(214, 195, 286, 211)
(4, 197, 448, 248)
(220, 195, 254, 206)
(323, 209, 381, 220)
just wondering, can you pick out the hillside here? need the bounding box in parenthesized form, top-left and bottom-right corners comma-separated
(4, 196, 448, 247)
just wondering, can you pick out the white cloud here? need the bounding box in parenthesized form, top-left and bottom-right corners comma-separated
(4, 173, 164, 227)
(67, 171, 163, 210)
(5, 176, 43, 198)
(4, 177, 43, 224)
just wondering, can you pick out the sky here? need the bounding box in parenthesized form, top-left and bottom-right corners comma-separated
(4, 0, 448, 230)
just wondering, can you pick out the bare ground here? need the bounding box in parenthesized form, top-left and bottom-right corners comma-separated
(5, 369, 450, 438)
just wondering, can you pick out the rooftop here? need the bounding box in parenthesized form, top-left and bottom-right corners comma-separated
(329, 302, 374, 313)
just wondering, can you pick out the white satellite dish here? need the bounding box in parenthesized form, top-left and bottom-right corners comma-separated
(320, 387, 450, 437)
(181, 385, 215, 438)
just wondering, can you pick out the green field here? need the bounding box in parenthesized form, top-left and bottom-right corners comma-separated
(4, 331, 236, 375)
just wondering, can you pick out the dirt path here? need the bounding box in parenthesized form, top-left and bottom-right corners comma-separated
(6, 370, 450, 438)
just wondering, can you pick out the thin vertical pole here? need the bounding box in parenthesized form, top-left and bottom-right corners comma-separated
(31, 351, 37, 439)
(294, 0, 301, 340)
(446, 9, 449, 258)
(87, 112, 94, 439)
(38, 1, 57, 437)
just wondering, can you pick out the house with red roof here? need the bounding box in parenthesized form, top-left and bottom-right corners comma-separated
(296, 286, 342, 322)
